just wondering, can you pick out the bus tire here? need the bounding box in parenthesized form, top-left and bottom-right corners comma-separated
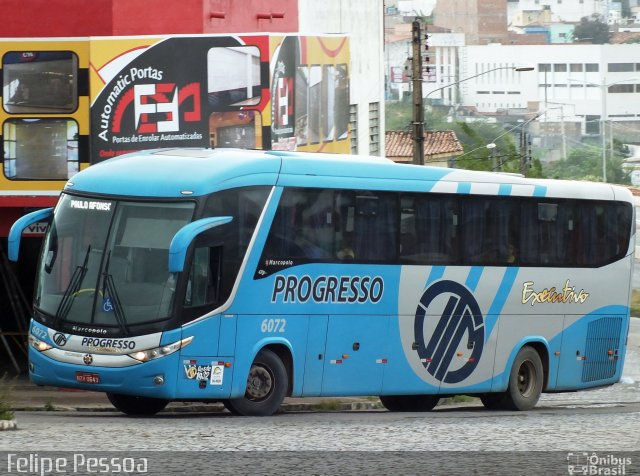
(480, 393, 503, 410)
(379, 395, 439, 412)
(226, 349, 288, 416)
(501, 346, 543, 411)
(106, 393, 169, 416)
(222, 400, 241, 415)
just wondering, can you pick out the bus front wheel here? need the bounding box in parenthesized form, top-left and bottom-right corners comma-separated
(226, 349, 288, 416)
(502, 346, 543, 411)
(479, 393, 503, 410)
(106, 393, 169, 416)
(379, 395, 439, 412)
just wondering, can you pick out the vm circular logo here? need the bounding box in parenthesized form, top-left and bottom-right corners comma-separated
(414, 280, 484, 384)
(53, 332, 68, 347)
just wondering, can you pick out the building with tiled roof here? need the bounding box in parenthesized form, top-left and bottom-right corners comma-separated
(385, 130, 464, 166)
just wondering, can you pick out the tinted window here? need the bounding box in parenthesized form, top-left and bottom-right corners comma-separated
(264, 188, 335, 260)
(520, 201, 574, 265)
(183, 187, 269, 313)
(262, 188, 398, 263)
(575, 201, 631, 266)
(460, 198, 518, 265)
(400, 194, 459, 263)
(259, 188, 632, 271)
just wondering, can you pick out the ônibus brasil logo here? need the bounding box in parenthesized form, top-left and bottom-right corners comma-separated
(414, 280, 484, 384)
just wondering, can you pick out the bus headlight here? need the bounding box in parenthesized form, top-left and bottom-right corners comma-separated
(128, 336, 193, 362)
(28, 335, 52, 352)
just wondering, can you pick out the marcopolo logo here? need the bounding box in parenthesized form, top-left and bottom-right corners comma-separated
(414, 280, 484, 384)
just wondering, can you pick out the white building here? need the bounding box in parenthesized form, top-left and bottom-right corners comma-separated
(422, 33, 466, 105)
(460, 44, 640, 137)
(299, 0, 385, 156)
(386, 32, 465, 104)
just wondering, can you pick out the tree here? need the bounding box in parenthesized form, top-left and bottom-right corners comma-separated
(545, 139, 630, 184)
(449, 121, 527, 174)
(573, 15, 610, 44)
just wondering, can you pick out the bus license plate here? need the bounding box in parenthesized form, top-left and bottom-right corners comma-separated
(75, 372, 100, 384)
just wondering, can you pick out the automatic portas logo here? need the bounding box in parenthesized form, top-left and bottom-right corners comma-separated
(133, 83, 201, 133)
(414, 280, 484, 384)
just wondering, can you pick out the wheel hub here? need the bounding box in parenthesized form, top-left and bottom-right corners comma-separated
(246, 365, 273, 400)
(517, 360, 536, 397)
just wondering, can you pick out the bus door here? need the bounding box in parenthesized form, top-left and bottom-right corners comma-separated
(301, 315, 328, 396)
(321, 315, 389, 396)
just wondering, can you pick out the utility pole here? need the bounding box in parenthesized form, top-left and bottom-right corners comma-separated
(411, 18, 424, 165)
(519, 130, 526, 175)
(519, 130, 531, 175)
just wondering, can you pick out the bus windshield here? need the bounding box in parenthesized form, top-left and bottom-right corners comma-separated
(35, 194, 195, 333)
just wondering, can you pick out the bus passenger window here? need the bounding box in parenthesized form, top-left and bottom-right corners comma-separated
(461, 198, 517, 266)
(520, 200, 574, 266)
(352, 193, 397, 262)
(263, 188, 334, 260)
(402, 195, 458, 264)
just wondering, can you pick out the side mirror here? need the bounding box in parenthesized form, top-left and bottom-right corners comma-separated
(8, 208, 54, 261)
(168, 216, 233, 273)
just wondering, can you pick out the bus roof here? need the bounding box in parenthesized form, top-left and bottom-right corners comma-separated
(63, 148, 632, 203)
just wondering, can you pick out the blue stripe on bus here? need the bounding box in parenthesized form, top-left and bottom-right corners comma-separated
(498, 184, 512, 196)
(457, 183, 471, 194)
(465, 267, 483, 292)
(533, 185, 547, 197)
(426, 266, 446, 287)
(484, 267, 519, 340)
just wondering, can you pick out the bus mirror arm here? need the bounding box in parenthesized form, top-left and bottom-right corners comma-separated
(168, 216, 233, 273)
(8, 208, 54, 262)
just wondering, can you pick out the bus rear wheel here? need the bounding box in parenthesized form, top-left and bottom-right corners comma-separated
(106, 393, 169, 416)
(379, 395, 439, 412)
(226, 349, 288, 416)
(501, 346, 543, 411)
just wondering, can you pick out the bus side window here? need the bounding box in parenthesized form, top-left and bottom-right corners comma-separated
(409, 194, 459, 264)
(399, 196, 417, 259)
(352, 192, 397, 262)
(263, 188, 334, 260)
(184, 245, 222, 307)
(461, 197, 518, 266)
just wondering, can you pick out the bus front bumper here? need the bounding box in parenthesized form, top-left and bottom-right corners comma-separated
(29, 347, 179, 400)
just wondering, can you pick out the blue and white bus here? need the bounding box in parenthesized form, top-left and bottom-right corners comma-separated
(9, 148, 635, 416)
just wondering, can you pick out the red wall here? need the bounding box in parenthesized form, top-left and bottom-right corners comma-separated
(204, 0, 298, 33)
(2, 0, 297, 37)
(2, 0, 113, 37)
(112, 0, 205, 35)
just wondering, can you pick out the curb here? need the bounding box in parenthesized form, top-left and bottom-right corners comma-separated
(8, 400, 385, 414)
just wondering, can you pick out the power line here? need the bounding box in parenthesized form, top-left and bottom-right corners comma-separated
(456, 113, 541, 160)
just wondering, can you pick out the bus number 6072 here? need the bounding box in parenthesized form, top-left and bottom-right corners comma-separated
(261, 318, 286, 333)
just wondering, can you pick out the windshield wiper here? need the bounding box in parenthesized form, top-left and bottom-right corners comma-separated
(101, 250, 129, 336)
(53, 244, 91, 327)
